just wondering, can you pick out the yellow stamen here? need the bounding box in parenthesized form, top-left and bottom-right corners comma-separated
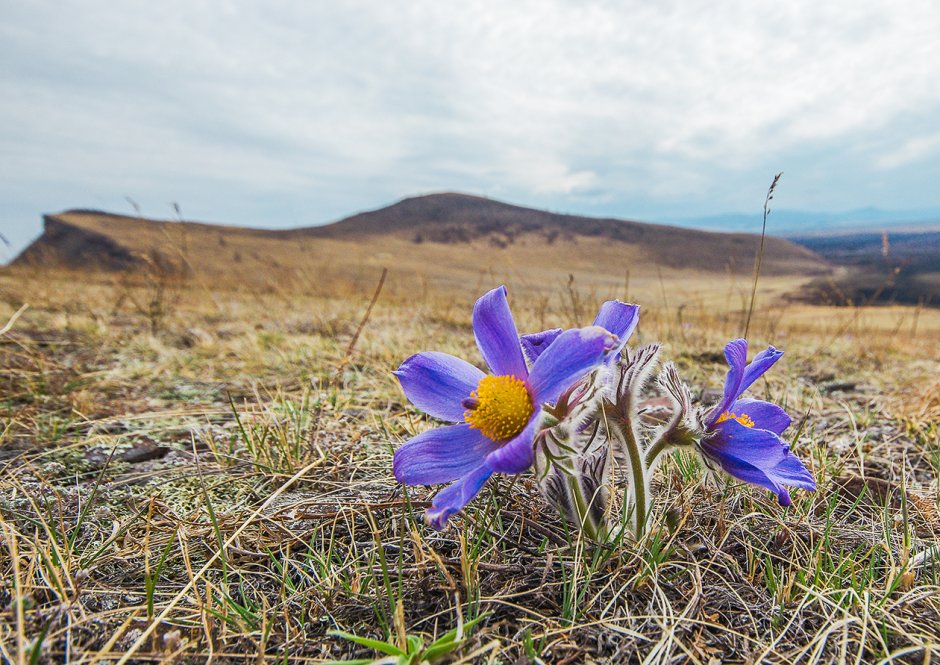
(464, 375, 534, 441)
(716, 411, 755, 428)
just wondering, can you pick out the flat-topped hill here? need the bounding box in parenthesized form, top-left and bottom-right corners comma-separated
(12, 193, 829, 295)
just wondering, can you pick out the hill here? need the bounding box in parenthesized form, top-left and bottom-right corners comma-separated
(791, 230, 940, 306)
(11, 193, 828, 296)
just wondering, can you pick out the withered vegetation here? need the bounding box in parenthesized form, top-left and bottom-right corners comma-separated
(0, 254, 937, 663)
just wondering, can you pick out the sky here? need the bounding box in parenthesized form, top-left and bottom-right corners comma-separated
(2, 0, 940, 259)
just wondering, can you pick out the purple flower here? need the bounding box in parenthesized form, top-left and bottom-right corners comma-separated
(393, 286, 619, 529)
(520, 300, 640, 365)
(698, 338, 816, 507)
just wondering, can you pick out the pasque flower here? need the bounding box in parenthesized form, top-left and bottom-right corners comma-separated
(393, 286, 619, 528)
(698, 338, 816, 506)
(520, 300, 640, 366)
(524, 301, 641, 538)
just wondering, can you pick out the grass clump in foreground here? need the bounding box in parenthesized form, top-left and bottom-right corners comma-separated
(0, 266, 937, 663)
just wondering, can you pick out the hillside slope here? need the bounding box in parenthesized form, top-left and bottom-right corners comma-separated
(11, 193, 829, 296)
(791, 230, 940, 306)
(299, 193, 825, 272)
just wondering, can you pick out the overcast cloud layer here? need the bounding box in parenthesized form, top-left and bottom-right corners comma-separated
(2, 0, 940, 257)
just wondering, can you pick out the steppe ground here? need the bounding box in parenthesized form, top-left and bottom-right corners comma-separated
(0, 263, 938, 664)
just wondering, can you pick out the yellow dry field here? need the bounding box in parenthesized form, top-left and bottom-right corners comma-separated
(0, 259, 937, 663)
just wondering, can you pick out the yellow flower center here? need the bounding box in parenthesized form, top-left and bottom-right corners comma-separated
(464, 375, 534, 441)
(716, 411, 755, 428)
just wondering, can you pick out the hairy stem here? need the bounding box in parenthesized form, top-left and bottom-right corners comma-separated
(607, 410, 648, 539)
(624, 427, 648, 539)
(566, 474, 600, 541)
(645, 423, 698, 469)
(645, 436, 670, 470)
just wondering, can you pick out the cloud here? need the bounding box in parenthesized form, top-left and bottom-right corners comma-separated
(876, 131, 940, 169)
(2, 0, 940, 253)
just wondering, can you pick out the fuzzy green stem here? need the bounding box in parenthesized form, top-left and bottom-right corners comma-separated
(566, 474, 601, 541)
(623, 426, 648, 539)
(606, 413, 648, 539)
(645, 425, 698, 469)
(645, 437, 670, 469)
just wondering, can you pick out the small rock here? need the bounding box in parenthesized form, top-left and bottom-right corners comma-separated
(120, 439, 171, 464)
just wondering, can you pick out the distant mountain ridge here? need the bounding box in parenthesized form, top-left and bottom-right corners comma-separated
(11, 192, 829, 280)
(665, 207, 940, 236)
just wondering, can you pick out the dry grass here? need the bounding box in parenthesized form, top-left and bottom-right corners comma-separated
(0, 262, 938, 664)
